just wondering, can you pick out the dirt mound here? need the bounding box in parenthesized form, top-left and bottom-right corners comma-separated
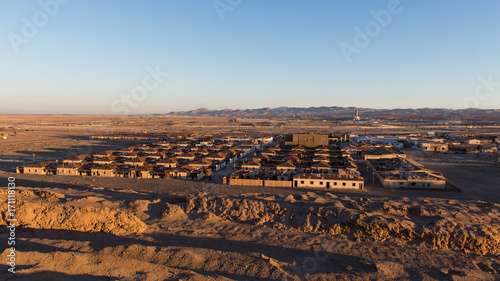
(284, 194, 297, 203)
(0, 184, 498, 280)
(0, 201, 146, 234)
(185, 194, 500, 255)
(1, 189, 65, 200)
(162, 203, 188, 221)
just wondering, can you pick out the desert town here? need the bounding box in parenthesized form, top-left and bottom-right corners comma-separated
(1, 114, 500, 280)
(15, 128, 500, 193)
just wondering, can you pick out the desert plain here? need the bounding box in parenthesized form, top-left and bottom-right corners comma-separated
(0, 114, 499, 280)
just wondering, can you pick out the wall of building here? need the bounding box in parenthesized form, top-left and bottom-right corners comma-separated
(420, 143, 449, 152)
(139, 171, 152, 178)
(24, 168, 46, 175)
(380, 178, 446, 189)
(57, 168, 80, 176)
(293, 178, 362, 190)
(263, 180, 292, 187)
(229, 178, 263, 186)
(91, 170, 116, 177)
(364, 154, 406, 160)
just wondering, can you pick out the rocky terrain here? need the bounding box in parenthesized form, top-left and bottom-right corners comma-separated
(1, 185, 499, 280)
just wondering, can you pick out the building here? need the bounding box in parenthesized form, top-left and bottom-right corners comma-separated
(123, 157, 148, 167)
(157, 158, 177, 168)
(57, 163, 83, 176)
(276, 161, 296, 171)
(91, 164, 117, 177)
(310, 162, 331, 171)
(284, 134, 329, 147)
(168, 168, 190, 179)
(22, 162, 52, 175)
(190, 158, 213, 169)
(468, 138, 492, 145)
(374, 171, 446, 189)
(353, 110, 360, 121)
(362, 147, 406, 160)
(369, 158, 447, 190)
(293, 173, 364, 190)
(241, 160, 261, 170)
(415, 140, 449, 152)
(63, 155, 89, 164)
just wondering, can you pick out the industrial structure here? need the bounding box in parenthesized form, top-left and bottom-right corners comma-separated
(353, 109, 361, 121)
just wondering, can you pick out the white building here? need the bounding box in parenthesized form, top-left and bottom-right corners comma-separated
(293, 173, 364, 190)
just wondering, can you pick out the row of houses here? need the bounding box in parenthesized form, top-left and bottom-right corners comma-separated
(227, 144, 365, 190)
(237, 144, 358, 170)
(23, 162, 205, 180)
(18, 137, 266, 180)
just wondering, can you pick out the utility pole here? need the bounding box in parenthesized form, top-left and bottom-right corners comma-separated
(372, 167, 375, 186)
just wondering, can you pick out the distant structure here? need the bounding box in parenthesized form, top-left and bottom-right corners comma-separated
(353, 110, 361, 121)
(284, 134, 329, 147)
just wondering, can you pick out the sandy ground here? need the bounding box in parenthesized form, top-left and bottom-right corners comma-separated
(0, 171, 499, 280)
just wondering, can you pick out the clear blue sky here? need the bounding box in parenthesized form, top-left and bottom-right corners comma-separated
(1, 0, 500, 114)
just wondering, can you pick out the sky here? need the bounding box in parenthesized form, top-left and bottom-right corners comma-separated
(1, 0, 500, 114)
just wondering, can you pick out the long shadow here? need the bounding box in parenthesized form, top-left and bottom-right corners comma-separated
(235, 184, 393, 201)
(0, 269, 112, 280)
(51, 134, 94, 141)
(16, 227, 374, 278)
(16, 148, 80, 157)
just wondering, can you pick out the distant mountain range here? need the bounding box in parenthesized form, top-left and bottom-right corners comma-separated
(163, 107, 500, 117)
